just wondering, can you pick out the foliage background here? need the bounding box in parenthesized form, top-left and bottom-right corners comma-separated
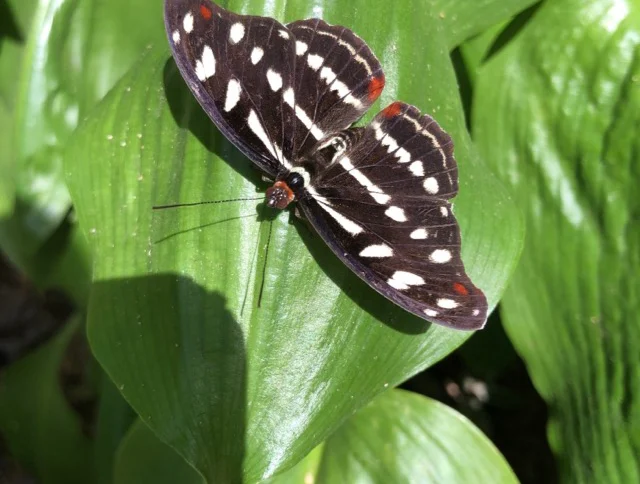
(0, 0, 638, 483)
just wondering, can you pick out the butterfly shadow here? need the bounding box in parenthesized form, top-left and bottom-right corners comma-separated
(290, 213, 432, 335)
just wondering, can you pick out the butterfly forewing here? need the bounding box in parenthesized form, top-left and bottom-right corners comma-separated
(164, 0, 488, 329)
(165, 0, 298, 176)
(286, 18, 384, 157)
(165, 0, 385, 175)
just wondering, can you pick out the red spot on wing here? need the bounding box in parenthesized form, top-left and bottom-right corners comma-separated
(453, 282, 469, 296)
(382, 101, 403, 118)
(200, 4, 213, 19)
(367, 75, 385, 101)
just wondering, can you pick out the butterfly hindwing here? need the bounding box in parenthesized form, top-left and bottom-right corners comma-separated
(298, 102, 487, 329)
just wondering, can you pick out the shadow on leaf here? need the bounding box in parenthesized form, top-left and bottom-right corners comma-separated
(89, 274, 246, 483)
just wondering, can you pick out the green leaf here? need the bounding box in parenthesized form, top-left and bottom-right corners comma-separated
(316, 390, 517, 483)
(65, 0, 522, 481)
(266, 444, 325, 484)
(92, 377, 138, 484)
(473, 0, 640, 481)
(0, 317, 91, 484)
(115, 391, 515, 484)
(1, 0, 165, 283)
(114, 419, 203, 484)
(427, 0, 540, 49)
(0, 0, 39, 215)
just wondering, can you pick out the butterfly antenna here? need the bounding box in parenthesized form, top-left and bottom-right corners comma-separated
(152, 196, 263, 210)
(257, 211, 274, 309)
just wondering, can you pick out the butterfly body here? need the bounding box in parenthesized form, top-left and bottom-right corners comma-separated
(164, 0, 488, 330)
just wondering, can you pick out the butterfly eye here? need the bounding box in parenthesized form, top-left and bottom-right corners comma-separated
(286, 172, 305, 190)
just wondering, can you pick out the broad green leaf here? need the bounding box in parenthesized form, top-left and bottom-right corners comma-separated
(427, 0, 539, 50)
(316, 390, 517, 483)
(115, 390, 515, 484)
(0, 0, 39, 215)
(266, 444, 325, 484)
(473, 0, 640, 481)
(93, 377, 138, 484)
(65, 0, 522, 481)
(114, 419, 203, 484)
(1, 0, 165, 282)
(0, 317, 91, 484)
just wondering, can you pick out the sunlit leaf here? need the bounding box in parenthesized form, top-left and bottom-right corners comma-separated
(65, 0, 522, 480)
(0, 0, 39, 215)
(316, 390, 517, 483)
(115, 391, 517, 484)
(1, 0, 165, 280)
(427, 0, 539, 49)
(473, 0, 640, 481)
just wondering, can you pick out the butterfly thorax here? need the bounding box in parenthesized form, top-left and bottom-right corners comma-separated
(266, 129, 363, 209)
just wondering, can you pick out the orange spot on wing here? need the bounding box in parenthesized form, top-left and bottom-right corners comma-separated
(453, 282, 469, 296)
(382, 101, 402, 118)
(200, 4, 213, 19)
(367, 75, 385, 101)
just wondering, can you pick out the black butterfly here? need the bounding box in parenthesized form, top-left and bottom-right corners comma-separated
(163, 0, 488, 330)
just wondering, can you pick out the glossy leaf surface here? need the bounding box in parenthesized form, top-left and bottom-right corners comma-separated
(64, 0, 522, 481)
(473, 0, 640, 481)
(114, 391, 517, 483)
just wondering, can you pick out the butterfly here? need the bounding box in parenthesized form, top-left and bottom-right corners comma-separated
(163, 0, 488, 330)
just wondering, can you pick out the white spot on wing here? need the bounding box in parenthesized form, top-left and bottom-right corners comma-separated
(440, 206, 448, 217)
(359, 244, 393, 258)
(339, 157, 390, 205)
(424, 177, 439, 194)
(429, 249, 452, 263)
(229, 22, 245, 44)
(224, 79, 241, 112)
(296, 41, 308, 56)
(295, 25, 373, 74)
(395, 147, 411, 163)
(385, 206, 407, 222)
(183, 12, 194, 33)
(278, 29, 290, 39)
(319, 67, 362, 107)
(437, 298, 459, 309)
(267, 69, 283, 91)
(387, 271, 425, 290)
(250, 47, 264, 64)
(201, 46, 215, 79)
(402, 113, 448, 168)
(472, 309, 480, 316)
(410, 228, 428, 239)
(247, 110, 291, 169)
(317, 203, 363, 235)
(172, 30, 181, 44)
(195, 60, 205, 81)
(283, 88, 325, 140)
(307, 54, 324, 70)
(409, 160, 424, 177)
(424, 309, 438, 317)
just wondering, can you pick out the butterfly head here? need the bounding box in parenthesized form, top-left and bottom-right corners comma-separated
(265, 172, 305, 209)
